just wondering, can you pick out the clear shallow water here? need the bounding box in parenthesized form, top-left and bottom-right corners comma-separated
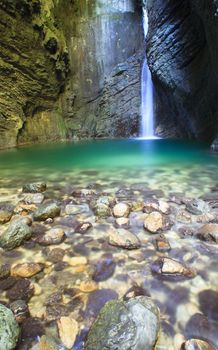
(0, 139, 218, 349)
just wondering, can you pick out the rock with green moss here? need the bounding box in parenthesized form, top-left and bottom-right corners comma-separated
(33, 202, 61, 221)
(0, 303, 20, 350)
(0, 220, 32, 250)
(85, 296, 160, 350)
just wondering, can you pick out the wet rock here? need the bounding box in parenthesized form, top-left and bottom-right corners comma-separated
(108, 227, 141, 249)
(155, 235, 171, 252)
(0, 220, 32, 250)
(144, 211, 164, 233)
(92, 254, 116, 282)
(0, 303, 20, 350)
(0, 263, 10, 279)
(85, 289, 118, 318)
(94, 196, 111, 218)
(79, 280, 98, 293)
(143, 199, 159, 214)
(46, 304, 69, 322)
(10, 300, 29, 323)
(38, 335, 59, 350)
(34, 202, 61, 221)
(75, 222, 92, 234)
(11, 262, 44, 278)
(65, 204, 90, 215)
(0, 204, 13, 224)
(158, 200, 170, 214)
(6, 278, 34, 301)
(123, 285, 150, 301)
(22, 182, 47, 193)
(57, 317, 78, 349)
(181, 339, 216, 350)
(113, 202, 130, 218)
(85, 296, 160, 350)
(199, 290, 218, 322)
(151, 257, 195, 278)
(23, 193, 44, 204)
(196, 224, 218, 243)
(36, 228, 65, 245)
(0, 276, 18, 291)
(45, 293, 62, 306)
(184, 313, 218, 347)
(21, 317, 44, 339)
(47, 248, 65, 263)
(186, 199, 208, 215)
(115, 217, 130, 228)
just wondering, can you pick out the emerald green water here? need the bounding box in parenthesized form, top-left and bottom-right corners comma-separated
(0, 138, 217, 172)
(0, 139, 218, 349)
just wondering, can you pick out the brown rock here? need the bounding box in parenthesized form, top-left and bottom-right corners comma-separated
(11, 263, 44, 278)
(108, 227, 141, 249)
(6, 278, 34, 301)
(196, 224, 218, 243)
(144, 211, 164, 233)
(79, 280, 98, 293)
(47, 248, 65, 263)
(57, 317, 78, 349)
(0, 207, 13, 224)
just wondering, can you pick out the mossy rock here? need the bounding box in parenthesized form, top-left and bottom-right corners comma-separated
(85, 296, 160, 350)
(0, 220, 32, 250)
(0, 304, 20, 350)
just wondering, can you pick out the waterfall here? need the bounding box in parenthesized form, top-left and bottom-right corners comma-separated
(140, 8, 156, 139)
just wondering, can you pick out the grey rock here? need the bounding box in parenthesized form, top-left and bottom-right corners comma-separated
(0, 220, 32, 250)
(85, 296, 160, 350)
(196, 224, 218, 243)
(0, 204, 13, 224)
(23, 193, 44, 204)
(22, 182, 47, 193)
(65, 203, 90, 215)
(181, 338, 216, 350)
(0, 303, 20, 350)
(34, 202, 61, 221)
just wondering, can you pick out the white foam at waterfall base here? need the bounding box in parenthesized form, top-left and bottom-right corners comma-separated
(140, 8, 156, 139)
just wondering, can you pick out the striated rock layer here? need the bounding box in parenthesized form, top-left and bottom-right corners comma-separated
(0, 0, 143, 148)
(146, 0, 218, 140)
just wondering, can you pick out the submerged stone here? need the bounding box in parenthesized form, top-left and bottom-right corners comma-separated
(0, 303, 20, 350)
(0, 220, 32, 250)
(113, 202, 130, 218)
(10, 300, 29, 323)
(85, 296, 160, 350)
(181, 339, 216, 350)
(22, 182, 47, 193)
(196, 224, 218, 243)
(57, 317, 78, 349)
(34, 202, 61, 221)
(143, 211, 164, 233)
(108, 227, 141, 249)
(92, 254, 116, 282)
(151, 257, 195, 278)
(11, 262, 44, 278)
(0, 204, 13, 224)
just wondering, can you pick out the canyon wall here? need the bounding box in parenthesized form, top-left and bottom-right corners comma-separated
(0, 0, 143, 148)
(146, 0, 218, 141)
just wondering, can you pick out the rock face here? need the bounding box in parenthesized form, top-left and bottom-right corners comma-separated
(85, 296, 160, 350)
(0, 0, 68, 149)
(0, 0, 143, 148)
(147, 0, 218, 140)
(0, 303, 20, 350)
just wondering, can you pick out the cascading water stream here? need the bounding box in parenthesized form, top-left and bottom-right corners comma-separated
(140, 8, 156, 139)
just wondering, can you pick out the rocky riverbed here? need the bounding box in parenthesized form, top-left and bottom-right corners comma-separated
(0, 163, 218, 349)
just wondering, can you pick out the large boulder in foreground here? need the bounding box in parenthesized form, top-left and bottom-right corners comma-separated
(85, 296, 160, 350)
(0, 303, 20, 350)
